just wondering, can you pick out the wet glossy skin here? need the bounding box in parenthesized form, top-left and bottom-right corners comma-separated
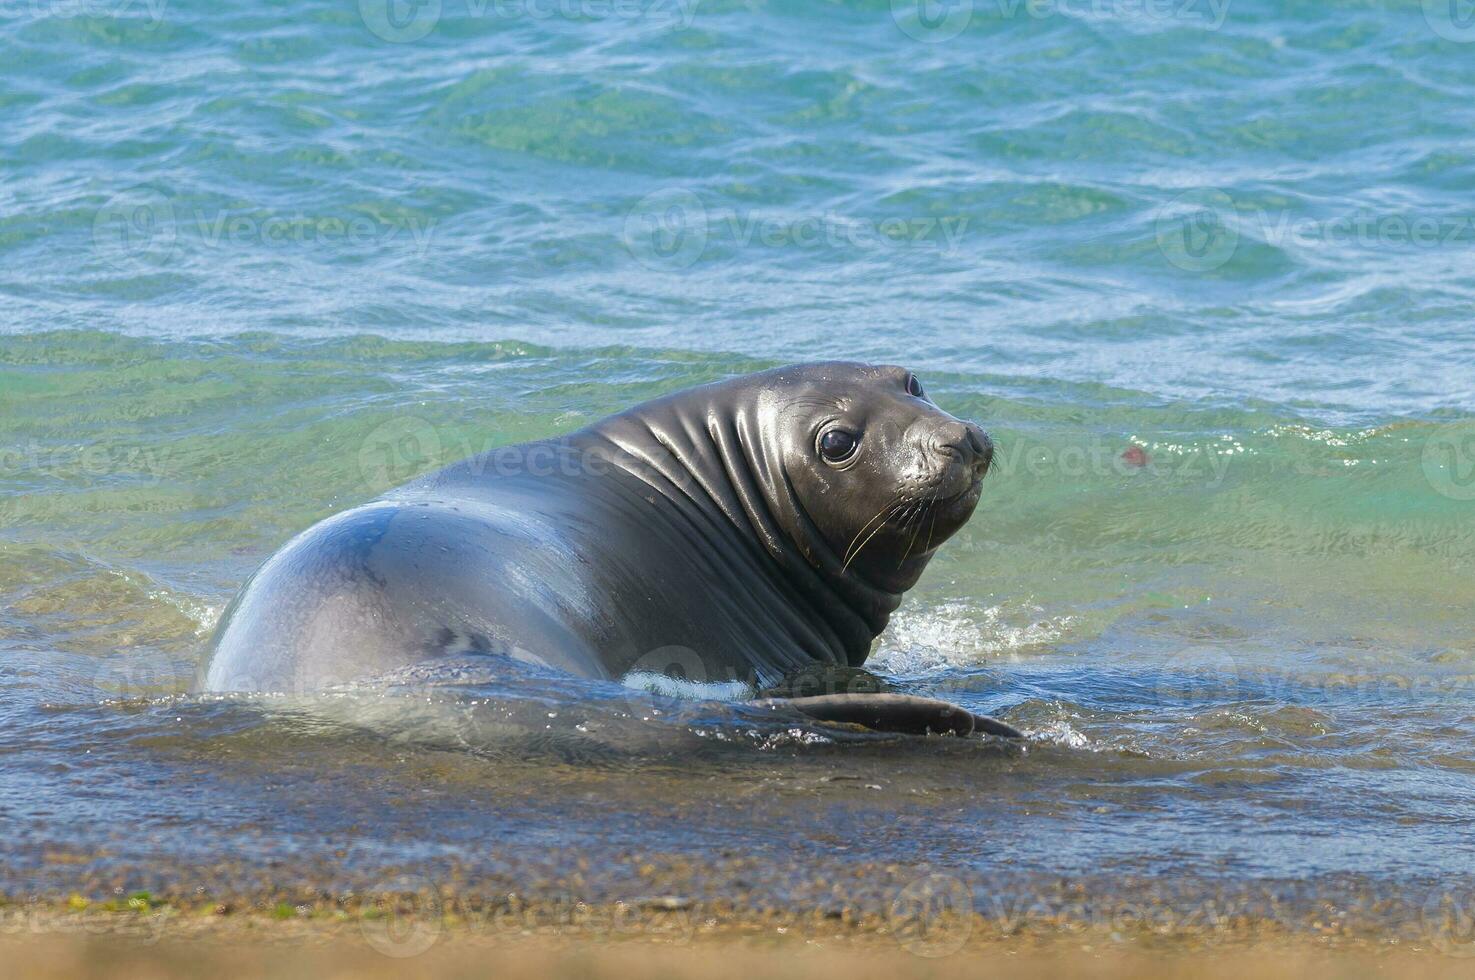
(200, 362, 992, 694)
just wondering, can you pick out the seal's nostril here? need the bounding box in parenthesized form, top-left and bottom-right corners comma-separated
(969, 428, 994, 474)
(936, 423, 993, 473)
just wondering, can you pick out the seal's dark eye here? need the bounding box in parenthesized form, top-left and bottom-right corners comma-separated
(906, 374, 925, 398)
(818, 429, 859, 463)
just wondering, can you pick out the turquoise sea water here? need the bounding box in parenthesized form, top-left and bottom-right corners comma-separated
(4, 0, 1475, 939)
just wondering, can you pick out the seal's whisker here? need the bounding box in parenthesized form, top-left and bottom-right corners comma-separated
(899, 492, 938, 567)
(842, 497, 909, 572)
(841, 497, 904, 565)
(889, 502, 923, 569)
(893, 500, 922, 561)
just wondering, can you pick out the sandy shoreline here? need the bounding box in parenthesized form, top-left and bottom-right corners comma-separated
(3, 888, 1471, 976)
(2, 909, 1470, 980)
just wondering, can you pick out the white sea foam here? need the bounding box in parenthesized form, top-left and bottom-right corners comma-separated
(621, 671, 754, 702)
(871, 600, 1074, 674)
(1028, 719, 1094, 750)
(107, 567, 223, 637)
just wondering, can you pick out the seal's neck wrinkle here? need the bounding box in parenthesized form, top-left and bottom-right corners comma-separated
(578, 386, 900, 669)
(716, 398, 903, 642)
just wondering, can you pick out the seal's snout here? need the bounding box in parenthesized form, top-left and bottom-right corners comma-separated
(967, 424, 994, 477)
(935, 421, 993, 480)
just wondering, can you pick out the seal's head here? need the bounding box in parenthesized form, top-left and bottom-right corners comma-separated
(763, 362, 992, 593)
(585, 360, 993, 665)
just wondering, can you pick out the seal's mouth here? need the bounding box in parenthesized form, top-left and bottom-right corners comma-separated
(838, 431, 991, 576)
(936, 474, 984, 508)
(929, 443, 989, 513)
(931, 426, 992, 500)
(949, 472, 985, 501)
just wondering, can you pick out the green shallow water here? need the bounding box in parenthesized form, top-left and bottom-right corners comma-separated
(3, 0, 1475, 936)
(2, 330, 1474, 910)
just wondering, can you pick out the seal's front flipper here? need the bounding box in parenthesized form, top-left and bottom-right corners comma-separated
(750, 693, 1023, 739)
(961, 711, 1025, 739)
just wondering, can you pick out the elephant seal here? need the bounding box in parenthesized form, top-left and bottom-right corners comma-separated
(200, 362, 1014, 736)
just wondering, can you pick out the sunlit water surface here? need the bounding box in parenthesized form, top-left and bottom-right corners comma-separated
(3, 0, 1475, 929)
